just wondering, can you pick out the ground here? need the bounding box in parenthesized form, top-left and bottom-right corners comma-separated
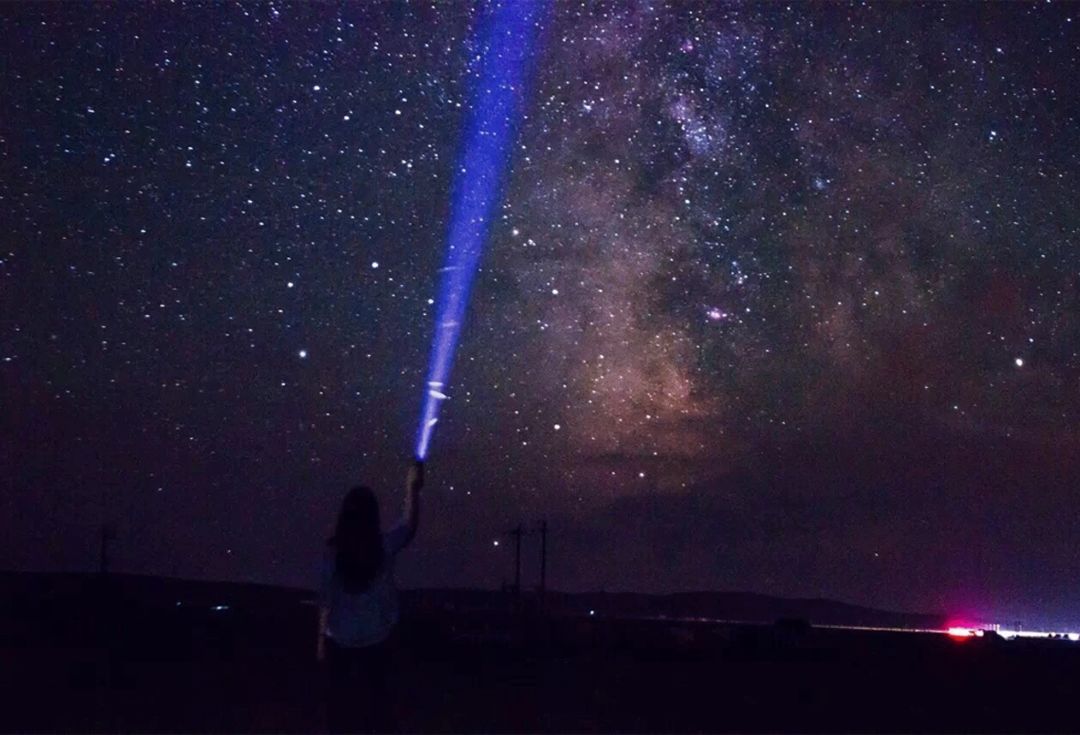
(3, 575, 1079, 732)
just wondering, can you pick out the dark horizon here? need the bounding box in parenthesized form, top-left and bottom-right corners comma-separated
(3, 2, 1079, 632)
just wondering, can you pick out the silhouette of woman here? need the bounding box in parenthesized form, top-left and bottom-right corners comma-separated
(318, 461, 423, 733)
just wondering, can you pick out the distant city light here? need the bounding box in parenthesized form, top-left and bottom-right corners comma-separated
(981, 627, 1080, 641)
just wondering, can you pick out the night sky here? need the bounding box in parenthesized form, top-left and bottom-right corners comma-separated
(3, 2, 1079, 629)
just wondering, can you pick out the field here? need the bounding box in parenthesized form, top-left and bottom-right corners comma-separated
(3, 573, 1079, 732)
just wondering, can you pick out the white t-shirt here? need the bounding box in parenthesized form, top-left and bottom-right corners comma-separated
(321, 524, 410, 648)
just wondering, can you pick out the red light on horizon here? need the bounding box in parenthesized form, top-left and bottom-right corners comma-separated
(948, 626, 975, 639)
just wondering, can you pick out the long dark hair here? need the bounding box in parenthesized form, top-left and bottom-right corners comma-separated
(330, 485, 385, 593)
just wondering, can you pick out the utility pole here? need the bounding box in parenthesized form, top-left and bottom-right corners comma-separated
(511, 523, 523, 597)
(99, 524, 115, 576)
(538, 519, 547, 606)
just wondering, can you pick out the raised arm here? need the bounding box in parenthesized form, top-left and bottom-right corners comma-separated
(316, 548, 332, 662)
(394, 460, 424, 550)
(316, 607, 328, 662)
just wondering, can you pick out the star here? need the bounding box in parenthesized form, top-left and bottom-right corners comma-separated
(4, 0, 1077, 622)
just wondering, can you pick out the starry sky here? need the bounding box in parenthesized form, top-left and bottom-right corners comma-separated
(3, 2, 1079, 628)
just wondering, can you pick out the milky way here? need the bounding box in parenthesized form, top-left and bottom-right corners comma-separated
(2, 2, 1079, 627)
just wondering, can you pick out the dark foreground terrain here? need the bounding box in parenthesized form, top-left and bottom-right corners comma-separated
(3, 573, 1079, 733)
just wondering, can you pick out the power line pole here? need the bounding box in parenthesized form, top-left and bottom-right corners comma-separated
(511, 523, 523, 597)
(538, 519, 547, 606)
(99, 524, 115, 576)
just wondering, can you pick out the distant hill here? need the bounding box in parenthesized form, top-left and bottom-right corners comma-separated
(407, 587, 946, 630)
(0, 571, 944, 631)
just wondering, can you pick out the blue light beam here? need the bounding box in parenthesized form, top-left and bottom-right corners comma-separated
(415, 1, 547, 460)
